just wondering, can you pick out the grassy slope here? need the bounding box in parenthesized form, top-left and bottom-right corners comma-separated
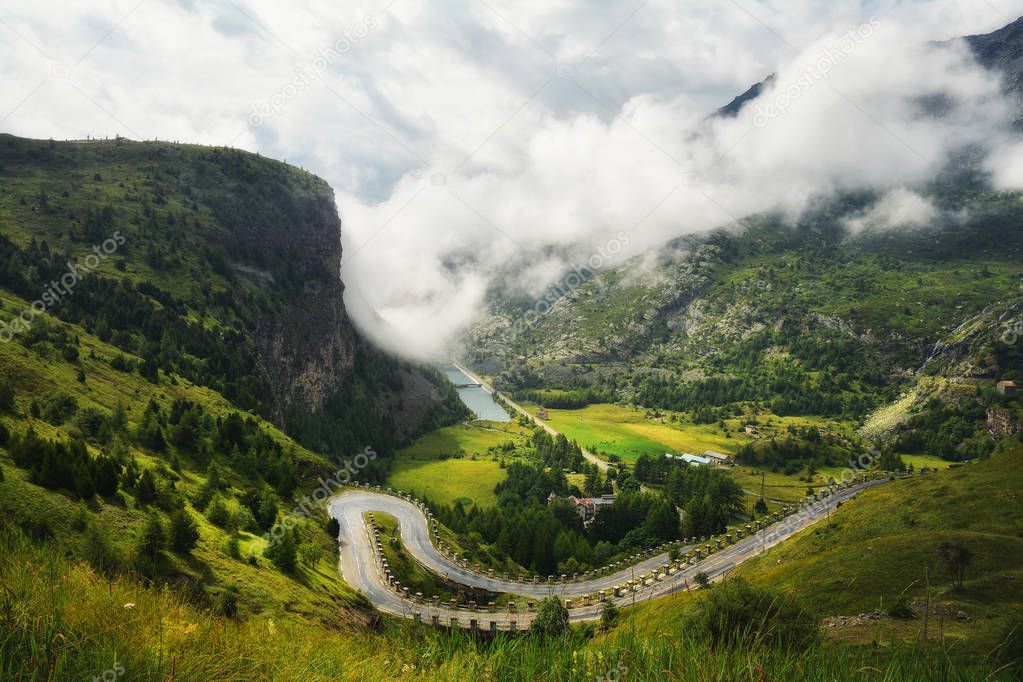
(2, 499, 1014, 681)
(0, 271, 361, 623)
(710, 251, 1023, 340)
(619, 444, 1023, 663)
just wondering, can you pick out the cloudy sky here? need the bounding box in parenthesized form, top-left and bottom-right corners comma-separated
(2, 0, 1023, 358)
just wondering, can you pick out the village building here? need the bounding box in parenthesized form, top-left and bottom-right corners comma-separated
(536, 407, 550, 419)
(703, 450, 730, 463)
(547, 492, 615, 524)
(997, 380, 1018, 395)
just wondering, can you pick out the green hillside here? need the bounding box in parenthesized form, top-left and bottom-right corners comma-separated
(0, 135, 464, 629)
(619, 444, 1023, 671)
(3, 448, 1021, 679)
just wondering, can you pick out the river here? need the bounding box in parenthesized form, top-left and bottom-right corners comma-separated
(440, 364, 510, 422)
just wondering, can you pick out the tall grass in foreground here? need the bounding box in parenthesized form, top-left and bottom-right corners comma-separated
(0, 526, 1016, 681)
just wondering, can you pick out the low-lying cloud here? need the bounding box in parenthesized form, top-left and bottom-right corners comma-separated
(339, 4, 1021, 360)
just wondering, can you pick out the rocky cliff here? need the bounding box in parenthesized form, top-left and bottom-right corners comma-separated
(248, 189, 356, 420)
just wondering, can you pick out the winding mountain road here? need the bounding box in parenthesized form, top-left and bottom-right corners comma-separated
(327, 476, 895, 629)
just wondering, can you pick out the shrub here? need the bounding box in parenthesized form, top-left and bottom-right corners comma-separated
(530, 596, 569, 637)
(21, 514, 52, 540)
(41, 392, 77, 425)
(137, 512, 166, 564)
(686, 578, 820, 649)
(206, 496, 233, 529)
(226, 533, 241, 560)
(215, 585, 240, 618)
(887, 596, 915, 620)
(599, 600, 619, 631)
(264, 526, 298, 573)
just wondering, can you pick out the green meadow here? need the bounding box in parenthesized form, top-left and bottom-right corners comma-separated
(523, 403, 741, 463)
(385, 421, 532, 507)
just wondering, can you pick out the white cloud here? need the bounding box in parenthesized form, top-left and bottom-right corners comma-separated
(2, 0, 1023, 360)
(843, 189, 940, 234)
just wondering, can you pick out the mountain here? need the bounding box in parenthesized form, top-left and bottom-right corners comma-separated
(462, 20, 1023, 460)
(716, 74, 775, 118)
(964, 15, 1023, 114)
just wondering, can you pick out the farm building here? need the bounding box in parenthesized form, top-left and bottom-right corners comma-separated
(666, 453, 711, 466)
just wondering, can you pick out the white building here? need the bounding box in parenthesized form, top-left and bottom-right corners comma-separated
(666, 453, 711, 466)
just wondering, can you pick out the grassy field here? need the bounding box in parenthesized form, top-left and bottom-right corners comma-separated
(522, 403, 857, 465)
(386, 421, 533, 508)
(387, 457, 506, 508)
(524, 403, 742, 463)
(728, 466, 822, 506)
(396, 421, 530, 459)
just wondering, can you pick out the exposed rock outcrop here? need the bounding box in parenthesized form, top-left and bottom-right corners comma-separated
(249, 191, 356, 421)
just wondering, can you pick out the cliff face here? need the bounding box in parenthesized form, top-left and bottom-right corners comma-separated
(249, 190, 356, 420)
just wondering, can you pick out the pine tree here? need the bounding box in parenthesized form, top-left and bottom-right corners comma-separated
(137, 512, 166, 565)
(169, 509, 200, 553)
(135, 469, 157, 505)
(94, 456, 121, 497)
(0, 379, 14, 413)
(265, 526, 298, 573)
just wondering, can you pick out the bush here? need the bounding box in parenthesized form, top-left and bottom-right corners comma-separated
(226, 533, 241, 560)
(137, 512, 166, 564)
(530, 596, 569, 637)
(41, 392, 77, 425)
(215, 585, 240, 618)
(686, 578, 820, 649)
(21, 514, 52, 540)
(887, 596, 915, 620)
(599, 600, 619, 631)
(206, 496, 233, 529)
